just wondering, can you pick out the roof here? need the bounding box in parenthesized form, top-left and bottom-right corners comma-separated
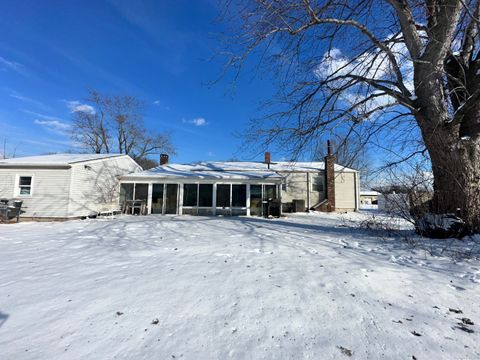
(122, 160, 357, 181)
(193, 161, 355, 173)
(123, 163, 283, 180)
(360, 190, 380, 196)
(0, 153, 127, 168)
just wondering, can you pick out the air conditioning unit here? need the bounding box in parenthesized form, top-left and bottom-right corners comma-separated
(292, 199, 305, 213)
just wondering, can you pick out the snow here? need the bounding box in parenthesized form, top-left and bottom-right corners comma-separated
(124, 161, 356, 180)
(123, 163, 283, 180)
(360, 190, 380, 196)
(0, 213, 479, 359)
(0, 153, 126, 167)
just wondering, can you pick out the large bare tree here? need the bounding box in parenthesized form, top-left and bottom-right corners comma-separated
(222, 0, 480, 233)
(71, 90, 175, 169)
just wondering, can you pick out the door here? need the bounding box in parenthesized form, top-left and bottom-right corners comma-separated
(151, 184, 164, 214)
(165, 184, 178, 214)
(250, 185, 262, 216)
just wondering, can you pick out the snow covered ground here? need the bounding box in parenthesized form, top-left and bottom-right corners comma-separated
(0, 212, 479, 359)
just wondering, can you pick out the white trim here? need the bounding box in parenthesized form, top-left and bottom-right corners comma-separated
(212, 183, 217, 216)
(147, 183, 153, 215)
(14, 174, 34, 197)
(246, 184, 251, 216)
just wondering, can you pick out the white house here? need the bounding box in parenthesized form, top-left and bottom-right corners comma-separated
(0, 154, 141, 219)
(119, 151, 359, 217)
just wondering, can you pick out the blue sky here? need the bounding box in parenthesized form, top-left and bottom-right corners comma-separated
(0, 0, 277, 162)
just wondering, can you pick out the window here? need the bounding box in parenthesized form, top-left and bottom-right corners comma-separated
(120, 183, 134, 204)
(134, 184, 149, 201)
(198, 184, 213, 207)
(312, 176, 325, 192)
(151, 184, 164, 214)
(183, 184, 198, 206)
(18, 176, 32, 195)
(216, 184, 230, 207)
(264, 185, 277, 200)
(250, 185, 263, 216)
(232, 185, 246, 207)
(281, 178, 288, 192)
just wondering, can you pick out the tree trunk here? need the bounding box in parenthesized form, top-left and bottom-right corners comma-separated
(414, 57, 480, 235)
(421, 125, 480, 233)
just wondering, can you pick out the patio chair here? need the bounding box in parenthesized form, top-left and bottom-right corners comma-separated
(0, 200, 23, 223)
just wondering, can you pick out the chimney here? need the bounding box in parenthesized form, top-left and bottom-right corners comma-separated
(264, 151, 271, 169)
(324, 140, 336, 212)
(264, 151, 271, 164)
(160, 153, 169, 165)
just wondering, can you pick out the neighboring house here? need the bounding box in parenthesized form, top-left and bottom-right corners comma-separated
(360, 190, 380, 205)
(119, 149, 359, 217)
(0, 154, 141, 219)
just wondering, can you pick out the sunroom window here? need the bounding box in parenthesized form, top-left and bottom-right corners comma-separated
(198, 184, 213, 207)
(183, 184, 198, 206)
(216, 184, 230, 207)
(18, 176, 32, 195)
(232, 185, 246, 207)
(120, 183, 134, 204)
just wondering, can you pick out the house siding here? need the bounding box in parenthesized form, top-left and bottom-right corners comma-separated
(68, 156, 142, 216)
(334, 172, 357, 210)
(280, 172, 325, 208)
(0, 168, 72, 217)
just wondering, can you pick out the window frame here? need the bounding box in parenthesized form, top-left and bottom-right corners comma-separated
(15, 174, 34, 197)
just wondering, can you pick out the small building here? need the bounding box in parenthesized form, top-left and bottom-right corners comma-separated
(0, 154, 141, 219)
(359, 190, 380, 205)
(119, 150, 359, 216)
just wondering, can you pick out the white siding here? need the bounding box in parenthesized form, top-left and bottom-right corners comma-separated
(0, 168, 71, 217)
(280, 172, 325, 208)
(335, 172, 357, 210)
(68, 156, 141, 216)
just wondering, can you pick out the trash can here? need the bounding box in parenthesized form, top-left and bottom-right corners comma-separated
(267, 199, 281, 218)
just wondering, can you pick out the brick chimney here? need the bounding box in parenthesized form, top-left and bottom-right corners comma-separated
(264, 151, 271, 164)
(160, 154, 169, 165)
(324, 140, 336, 212)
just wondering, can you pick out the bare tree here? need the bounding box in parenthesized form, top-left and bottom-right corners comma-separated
(1, 138, 18, 159)
(313, 135, 373, 188)
(71, 90, 175, 167)
(221, 0, 480, 233)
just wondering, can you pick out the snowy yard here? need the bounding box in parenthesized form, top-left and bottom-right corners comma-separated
(0, 213, 479, 359)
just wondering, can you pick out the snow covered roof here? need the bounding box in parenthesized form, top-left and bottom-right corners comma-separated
(122, 163, 283, 180)
(194, 161, 356, 173)
(0, 153, 127, 167)
(360, 190, 380, 196)
(122, 160, 356, 181)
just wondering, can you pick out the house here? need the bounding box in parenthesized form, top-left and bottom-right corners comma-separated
(0, 154, 141, 220)
(119, 147, 359, 217)
(359, 190, 380, 205)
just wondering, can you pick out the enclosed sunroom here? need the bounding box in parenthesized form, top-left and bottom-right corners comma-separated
(119, 162, 282, 217)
